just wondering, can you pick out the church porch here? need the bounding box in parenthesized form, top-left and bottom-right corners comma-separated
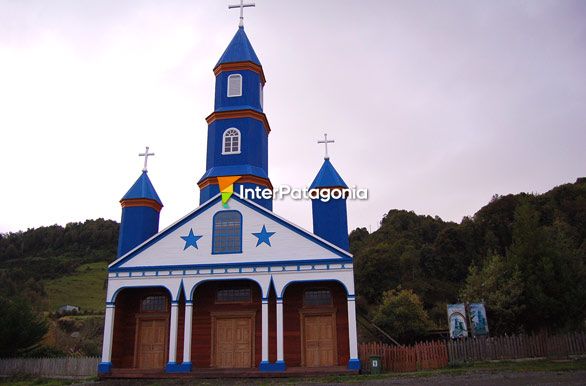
(99, 271, 360, 376)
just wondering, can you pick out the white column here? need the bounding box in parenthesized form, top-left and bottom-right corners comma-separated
(182, 302, 193, 364)
(261, 298, 269, 363)
(276, 298, 284, 362)
(347, 296, 359, 360)
(168, 302, 179, 364)
(100, 304, 116, 364)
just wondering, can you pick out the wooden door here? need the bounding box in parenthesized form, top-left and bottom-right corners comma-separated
(136, 318, 168, 369)
(303, 314, 336, 367)
(214, 317, 253, 368)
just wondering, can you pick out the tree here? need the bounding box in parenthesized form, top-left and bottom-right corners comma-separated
(507, 202, 586, 331)
(0, 296, 48, 357)
(461, 254, 524, 334)
(372, 288, 433, 343)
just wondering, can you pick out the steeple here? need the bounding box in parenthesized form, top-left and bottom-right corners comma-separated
(117, 151, 163, 257)
(310, 159, 348, 190)
(198, 24, 272, 210)
(215, 27, 261, 69)
(310, 137, 350, 251)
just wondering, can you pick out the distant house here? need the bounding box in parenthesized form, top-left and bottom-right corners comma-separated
(58, 305, 80, 314)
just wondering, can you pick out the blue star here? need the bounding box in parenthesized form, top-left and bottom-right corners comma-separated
(180, 228, 203, 250)
(252, 225, 276, 247)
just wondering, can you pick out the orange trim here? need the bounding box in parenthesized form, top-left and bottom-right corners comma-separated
(205, 109, 271, 134)
(213, 61, 266, 84)
(198, 175, 273, 190)
(120, 198, 163, 212)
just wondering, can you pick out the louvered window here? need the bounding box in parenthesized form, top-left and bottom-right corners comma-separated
(227, 74, 242, 97)
(212, 210, 242, 254)
(141, 295, 167, 312)
(216, 287, 251, 303)
(222, 128, 241, 154)
(303, 289, 332, 306)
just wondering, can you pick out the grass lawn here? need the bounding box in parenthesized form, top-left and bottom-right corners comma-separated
(0, 378, 75, 386)
(44, 261, 108, 313)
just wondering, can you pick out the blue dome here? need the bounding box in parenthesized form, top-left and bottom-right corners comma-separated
(121, 171, 163, 205)
(309, 159, 348, 189)
(215, 27, 261, 67)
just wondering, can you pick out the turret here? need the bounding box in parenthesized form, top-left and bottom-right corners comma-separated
(117, 149, 163, 257)
(310, 136, 349, 251)
(198, 26, 272, 210)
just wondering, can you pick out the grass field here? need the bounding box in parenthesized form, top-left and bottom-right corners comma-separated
(44, 261, 108, 312)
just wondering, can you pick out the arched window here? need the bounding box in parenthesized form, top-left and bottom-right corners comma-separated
(212, 210, 242, 254)
(222, 128, 241, 155)
(227, 74, 242, 97)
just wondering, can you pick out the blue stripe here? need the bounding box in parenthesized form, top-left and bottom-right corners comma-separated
(109, 257, 353, 273)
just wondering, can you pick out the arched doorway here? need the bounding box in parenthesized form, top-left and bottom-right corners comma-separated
(111, 287, 172, 370)
(282, 281, 349, 367)
(190, 279, 263, 369)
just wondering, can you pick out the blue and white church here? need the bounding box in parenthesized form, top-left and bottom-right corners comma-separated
(99, 7, 359, 376)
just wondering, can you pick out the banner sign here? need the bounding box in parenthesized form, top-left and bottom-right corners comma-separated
(469, 303, 489, 336)
(447, 303, 468, 338)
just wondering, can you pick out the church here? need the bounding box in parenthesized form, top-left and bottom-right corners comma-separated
(98, 5, 359, 376)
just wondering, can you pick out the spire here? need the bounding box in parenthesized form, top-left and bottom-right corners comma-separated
(310, 148, 349, 251)
(215, 27, 262, 68)
(121, 171, 163, 205)
(309, 159, 348, 190)
(117, 155, 163, 257)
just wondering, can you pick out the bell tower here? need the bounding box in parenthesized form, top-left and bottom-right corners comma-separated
(197, 24, 273, 210)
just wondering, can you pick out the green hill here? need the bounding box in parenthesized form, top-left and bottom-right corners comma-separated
(352, 178, 586, 340)
(44, 261, 108, 313)
(0, 219, 117, 312)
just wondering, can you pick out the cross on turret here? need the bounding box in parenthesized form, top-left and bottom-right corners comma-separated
(228, 0, 255, 27)
(139, 146, 155, 172)
(317, 133, 335, 160)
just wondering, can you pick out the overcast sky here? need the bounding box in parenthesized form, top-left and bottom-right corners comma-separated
(1, 0, 585, 235)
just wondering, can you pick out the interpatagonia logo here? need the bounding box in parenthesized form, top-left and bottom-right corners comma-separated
(217, 176, 241, 207)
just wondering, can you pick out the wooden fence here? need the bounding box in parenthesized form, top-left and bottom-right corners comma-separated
(359, 340, 448, 373)
(0, 357, 99, 378)
(360, 332, 586, 373)
(448, 332, 586, 363)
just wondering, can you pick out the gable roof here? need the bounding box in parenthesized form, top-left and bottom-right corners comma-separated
(309, 159, 348, 189)
(121, 171, 162, 204)
(215, 27, 261, 68)
(109, 193, 352, 271)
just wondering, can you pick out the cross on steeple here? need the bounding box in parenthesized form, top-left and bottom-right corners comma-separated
(228, 0, 255, 27)
(317, 133, 335, 160)
(139, 146, 155, 172)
